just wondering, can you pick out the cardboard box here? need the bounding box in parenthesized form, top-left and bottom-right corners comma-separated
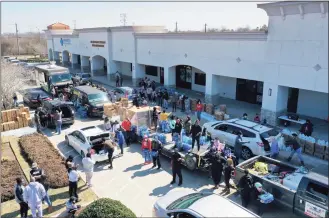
(18, 104, 24, 109)
(8, 121, 15, 130)
(314, 143, 326, 153)
(1, 123, 4, 132)
(23, 119, 28, 127)
(1, 111, 8, 123)
(219, 104, 227, 114)
(14, 121, 19, 129)
(304, 141, 315, 153)
(3, 123, 10, 131)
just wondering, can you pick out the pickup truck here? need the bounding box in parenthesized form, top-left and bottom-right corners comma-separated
(235, 156, 328, 218)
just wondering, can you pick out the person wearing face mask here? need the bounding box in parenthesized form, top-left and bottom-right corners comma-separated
(253, 182, 273, 215)
(174, 118, 183, 136)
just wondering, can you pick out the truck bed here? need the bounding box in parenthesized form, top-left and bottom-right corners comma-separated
(235, 156, 303, 210)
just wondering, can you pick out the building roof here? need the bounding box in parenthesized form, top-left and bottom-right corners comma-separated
(47, 22, 70, 30)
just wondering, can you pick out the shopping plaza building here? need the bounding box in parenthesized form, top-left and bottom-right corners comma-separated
(45, 1, 328, 125)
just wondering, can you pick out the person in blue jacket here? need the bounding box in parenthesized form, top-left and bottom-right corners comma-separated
(116, 129, 125, 155)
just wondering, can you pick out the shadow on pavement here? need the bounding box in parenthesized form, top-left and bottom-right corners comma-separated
(131, 167, 162, 178)
(123, 163, 144, 172)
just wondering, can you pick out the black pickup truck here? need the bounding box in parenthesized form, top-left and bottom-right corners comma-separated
(235, 156, 328, 218)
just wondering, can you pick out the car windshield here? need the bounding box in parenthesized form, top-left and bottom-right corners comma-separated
(51, 73, 71, 83)
(260, 129, 279, 138)
(82, 74, 91, 78)
(166, 193, 211, 210)
(31, 93, 49, 99)
(88, 93, 109, 103)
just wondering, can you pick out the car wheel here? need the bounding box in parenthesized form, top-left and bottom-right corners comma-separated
(241, 147, 253, 160)
(81, 151, 85, 158)
(185, 153, 197, 171)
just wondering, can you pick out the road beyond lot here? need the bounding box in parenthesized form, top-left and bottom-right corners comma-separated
(42, 117, 296, 217)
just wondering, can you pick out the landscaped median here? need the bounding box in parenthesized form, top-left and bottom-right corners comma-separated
(1, 135, 98, 218)
(19, 133, 69, 188)
(1, 142, 27, 203)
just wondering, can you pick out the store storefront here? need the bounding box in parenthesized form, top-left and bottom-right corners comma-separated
(176, 65, 192, 89)
(236, 79, 263, 105)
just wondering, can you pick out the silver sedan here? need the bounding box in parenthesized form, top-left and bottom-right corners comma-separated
(153, 190, 259, 218)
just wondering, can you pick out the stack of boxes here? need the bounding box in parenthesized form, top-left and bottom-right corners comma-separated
(190, 99, 197, 111)
(205, 104, 214, 115)
(1, 105, 32, 132)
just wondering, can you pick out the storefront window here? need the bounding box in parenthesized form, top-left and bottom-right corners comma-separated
(145, 65, 158, 76)
(194, 72, 206, 86)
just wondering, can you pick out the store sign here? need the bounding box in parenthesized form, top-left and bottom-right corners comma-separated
(60, 38, 71, 46)
(90, 41, 106, 47)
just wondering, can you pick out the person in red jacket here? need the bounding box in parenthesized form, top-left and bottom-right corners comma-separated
(121, 118, 132, 146)
(141, 135, 152, 164)
(196, 100, 203, 121)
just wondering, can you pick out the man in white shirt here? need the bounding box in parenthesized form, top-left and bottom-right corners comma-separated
(68, 165, 79, 201)
(82, 153, 95, 187)
(24, 176, 46, 218)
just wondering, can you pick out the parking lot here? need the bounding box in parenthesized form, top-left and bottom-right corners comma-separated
(40, 115, 296, 217)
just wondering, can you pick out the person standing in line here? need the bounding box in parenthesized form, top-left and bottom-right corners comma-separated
(30, 162, 52, 213)
(191, 120, 202, 152)
(237, 169, 254, 208)
(223, 158, 235, 193)
(174, 118, 183, 136)
(170, 149, 183, 186)
(24, 176, 46, 218)
(13, 92, 18, 107)
(82, 153, 95, 188)
(120, 75, 123, 87)
(55, 109, 63, 135)
(121, 118, 132, 146)
(183, 115, 192, 136)
(68, 165, 79, 201)
(210, 153, 226, 189)
(270, 136, 280, 159)
(15, 178, 28, 218)
(152, 107, 159, 131)
(147, 86, 153, 102)
(196, 100, 203, 121)
(51, 86, 56, 99)
(172, 92, 178, 112)
(151, 136, 162, 169)
(141, 135, 152, 164)
(234, 131, 250, 166)
(158, 90, 163, 107)
(34, 109, 42, 134)
(163, 90, 169, 110)
(115, 72, 120, 87)
(116, 129, 125, 155)
(300, 119, 313, 136)
(286, 133, 305, 166)
(104, 140, 115, 169)
(169, 115, 176, 137)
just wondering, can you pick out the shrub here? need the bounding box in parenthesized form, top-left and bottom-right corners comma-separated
(1, 159, 27, 202)
(19, 133, 69, 188)
(77, 198, 136, 218)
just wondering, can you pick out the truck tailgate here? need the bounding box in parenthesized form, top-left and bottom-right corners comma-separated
(235, 156, 299, 210)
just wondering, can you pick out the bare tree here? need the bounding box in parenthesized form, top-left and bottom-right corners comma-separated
(1, 61, 33, 109)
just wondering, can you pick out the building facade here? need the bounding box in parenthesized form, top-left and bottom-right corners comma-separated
(45, 1, 328, 125)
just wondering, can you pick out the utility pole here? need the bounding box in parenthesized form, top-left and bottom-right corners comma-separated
(120, 13, 127, 26)
(15, 23, 20, 56)
(204, 23, 207, 33)
(175, 22, 178, 32)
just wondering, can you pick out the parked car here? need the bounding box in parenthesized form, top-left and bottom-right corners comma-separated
(39, 99, 75, 128)
(72, 86, 110, 118)
(153, 190, 259, 218)
(72, 72, 91, 85)
(235, 156, 328, 218)
(65, 126, 119, 162)
(112, 87, 134, 100)
(202, 118, 279, 159)
(23, 89, 52, 108)
(10, 59, 20, 65)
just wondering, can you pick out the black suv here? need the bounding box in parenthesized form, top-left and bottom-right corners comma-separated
(39, 99, 75, 128)
(72, 86, 110, 118)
